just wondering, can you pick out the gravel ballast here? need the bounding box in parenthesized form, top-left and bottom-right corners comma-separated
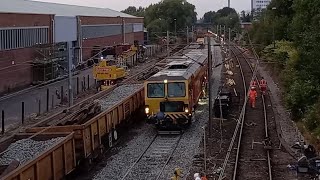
(93, 124, 157, 180)
(0, 137, 64, 165)
(98, 84, 143, 111)
(159, 101, 209, 179)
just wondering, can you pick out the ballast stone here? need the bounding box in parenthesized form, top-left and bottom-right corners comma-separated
(98, 84, 143, 111)
(0, 137, 64, 166)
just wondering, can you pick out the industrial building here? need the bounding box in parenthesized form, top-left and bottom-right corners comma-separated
(252, 0, 271, 11)
(0, 0, 144, 94)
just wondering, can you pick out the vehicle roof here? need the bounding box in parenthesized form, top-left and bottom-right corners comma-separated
(147, 48, 208, 81)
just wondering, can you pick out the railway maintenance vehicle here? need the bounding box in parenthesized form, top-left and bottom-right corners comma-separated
(144, 45, 208, 130)
(93, 58, 127, 91)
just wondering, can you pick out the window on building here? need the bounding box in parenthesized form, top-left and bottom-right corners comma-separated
(0, 27, 49, 51)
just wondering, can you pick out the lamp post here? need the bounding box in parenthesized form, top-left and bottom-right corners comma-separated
(67, 42, 74, 106)
(272, 7, 277, 48)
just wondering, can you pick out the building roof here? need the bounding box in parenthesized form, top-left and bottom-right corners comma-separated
(0, 0, 136, 18)
(148, 49, 208, 81)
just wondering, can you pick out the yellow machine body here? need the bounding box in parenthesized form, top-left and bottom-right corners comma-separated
(93, 59, 126, 81)
(93, 59, 127, 91)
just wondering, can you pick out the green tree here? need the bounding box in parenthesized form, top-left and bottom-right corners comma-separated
(121, 6, 145, 17)
(248, 0, 320, 135)
(202, 7, 240, 32)
(122, 0, 197, 35)
(203, 11, 216, 23)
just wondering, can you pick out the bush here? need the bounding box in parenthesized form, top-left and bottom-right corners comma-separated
(304, 100, 320, 134)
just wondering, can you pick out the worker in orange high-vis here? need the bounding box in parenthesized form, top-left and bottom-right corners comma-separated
(260, 77, 267, 95)
(249, 86, 258, 108)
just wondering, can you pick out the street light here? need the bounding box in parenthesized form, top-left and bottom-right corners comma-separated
(272, 7, 277, 48)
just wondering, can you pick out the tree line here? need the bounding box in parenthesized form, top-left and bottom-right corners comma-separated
(247, 0, 320, 137)
(122, 0, 197, 38)
(122, 1, 241, 41)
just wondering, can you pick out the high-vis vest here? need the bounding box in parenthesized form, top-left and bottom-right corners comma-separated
(249, 89, 257, 99)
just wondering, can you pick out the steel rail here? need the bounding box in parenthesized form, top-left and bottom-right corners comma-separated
(218, 46, 248, 180)
(235, 43, 272, 180)
(245, 32, 273, 180)
(155, 134, 183, 180)
(120, 134, 158, 180)
(120, 134, 182, 180)
(218, 42, 262, 180)
(231, 47, 249, 180)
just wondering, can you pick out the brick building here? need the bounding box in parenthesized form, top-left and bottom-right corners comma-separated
(0, 0, 144, 94)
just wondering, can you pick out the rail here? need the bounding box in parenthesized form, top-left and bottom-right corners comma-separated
(218, 39, 272, 179)
(232, 45, 272, 179)
(246, 32, 273, 180)
(120, 134, 182, 180)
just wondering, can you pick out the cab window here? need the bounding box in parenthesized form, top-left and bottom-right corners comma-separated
(168, 82, 186, 97)
(147, 83, 165, 98)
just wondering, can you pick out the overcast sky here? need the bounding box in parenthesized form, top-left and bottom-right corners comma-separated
(35, 0, 251, 18)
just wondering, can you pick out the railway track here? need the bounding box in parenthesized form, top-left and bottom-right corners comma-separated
(120, 134, 182, 180)
(218, 44, 273, 179)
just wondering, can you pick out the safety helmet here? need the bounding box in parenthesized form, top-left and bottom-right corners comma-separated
(194, 173, 200, 178)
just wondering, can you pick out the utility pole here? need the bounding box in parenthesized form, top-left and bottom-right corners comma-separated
(216, 25, 219, 37)
(273, 25, 275, 48)
(272, 7, 277, 49)
(228, 28, 231, 56)
(219, 25, 222, 39)
(167, 30, 169, 58)
(174, 19, 177, 37)
(67, 41, 74, 107)
(228, 0, 230, 8)
(191, 26, 194, 43)
(208, 37, 213, 137)
(187, 26, 189, 44)
(223, 26, 226, 41)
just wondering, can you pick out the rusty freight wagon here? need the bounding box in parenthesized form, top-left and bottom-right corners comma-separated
(0, 132, 76, 180)
(26, 84, 144, 166)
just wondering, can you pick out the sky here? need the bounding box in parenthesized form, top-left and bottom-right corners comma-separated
(34, 0, 251, 18)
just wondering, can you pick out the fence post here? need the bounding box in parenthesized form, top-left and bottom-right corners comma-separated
(38, 99, 41, 115)
(83, 76, 86, 91)
(52, 95, 54, 109)
(61, 86, 64, 103)
(77, 77, 79, 94)
(22, 102, 25, 124)
(46, 88, 49, 112)
(2, 110, 4, 134)
(87, 75, 90, 89)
